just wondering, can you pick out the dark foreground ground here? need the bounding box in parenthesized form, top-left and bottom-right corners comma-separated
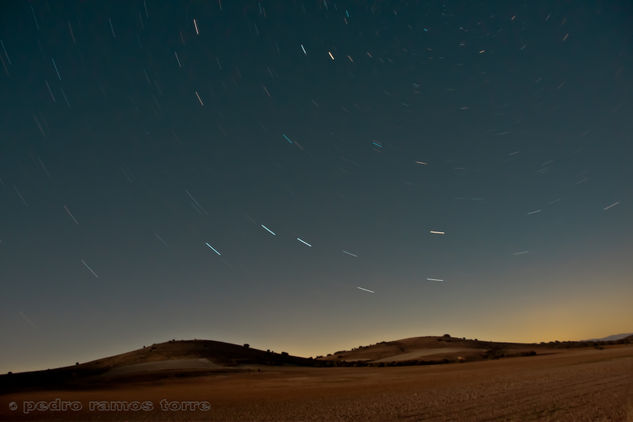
(1, 345, 632, 421)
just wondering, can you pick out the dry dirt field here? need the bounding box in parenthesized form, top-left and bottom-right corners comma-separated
(2, 345, 632, 421)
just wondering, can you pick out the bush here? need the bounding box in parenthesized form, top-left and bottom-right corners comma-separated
(243, 344, 250, 349)
(484, 347, 505, 359)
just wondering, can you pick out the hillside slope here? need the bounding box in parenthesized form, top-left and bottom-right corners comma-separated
(0, 339, 313, 393)
(318, 334, 633, 364)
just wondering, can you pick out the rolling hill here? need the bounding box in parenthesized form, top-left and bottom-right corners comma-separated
(317, 335, 540, 364)
(2, 334, 631, 394)
(0, 339, 314, 394)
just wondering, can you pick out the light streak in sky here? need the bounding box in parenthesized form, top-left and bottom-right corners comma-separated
(64, 205, 79, 225)
(513, 250, 529, 256)
(205, 242, 222, 256)
(81, 259, 99, 278)
(297, 238, 312, 247)
(357, 286, 375, 293)
(195, 90, 204, 106)
(261, 225, 276, 236)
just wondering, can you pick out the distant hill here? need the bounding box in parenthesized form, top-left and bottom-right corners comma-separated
(0, 339, 314, 394)
(318, 333, 633, 364)
(3, 334, 631, 394)
(80, 339, 312, 368)
(317, 335, 540, 364)
(583, 333, 633, 342)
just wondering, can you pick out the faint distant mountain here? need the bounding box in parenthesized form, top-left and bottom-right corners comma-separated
(583, 333, 633, 342)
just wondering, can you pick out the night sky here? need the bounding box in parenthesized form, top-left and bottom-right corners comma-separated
(1, 1, 632, 373)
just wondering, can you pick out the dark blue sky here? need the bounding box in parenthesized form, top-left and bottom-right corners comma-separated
(1, 0, 632, 372)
